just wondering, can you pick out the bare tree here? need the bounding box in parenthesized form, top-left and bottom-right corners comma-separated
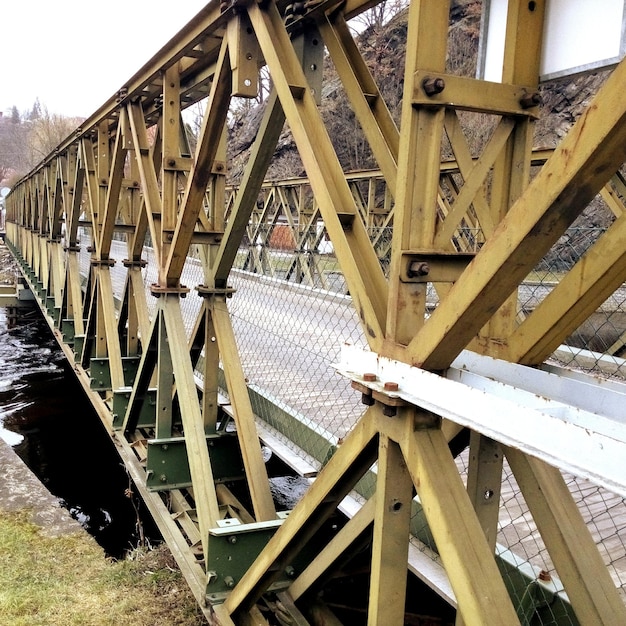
(349, 0, 409, 37)
(27, 105, 84, 164)
(0, 110, 29, 184)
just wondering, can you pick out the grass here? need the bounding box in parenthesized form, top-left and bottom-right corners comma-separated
(0, 510, 206, 625)
(234, 248, 342, 273)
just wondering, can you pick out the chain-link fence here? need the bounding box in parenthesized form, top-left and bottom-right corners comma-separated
(519, 225, 626, 377)
(226, 216, 626, 623)
(75, 196, 626, 621)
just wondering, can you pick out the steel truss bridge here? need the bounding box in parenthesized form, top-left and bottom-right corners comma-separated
(5, 0, 626, 624)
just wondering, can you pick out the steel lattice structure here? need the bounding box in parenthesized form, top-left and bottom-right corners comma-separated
(4, 0, 626, 624)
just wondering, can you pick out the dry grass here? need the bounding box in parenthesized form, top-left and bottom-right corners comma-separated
(0, 244, 18, 285)
(0, 510, 206, 625)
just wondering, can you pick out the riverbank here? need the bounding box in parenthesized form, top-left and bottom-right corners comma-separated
(0, 239, 18, 284)
(0, 238, 208, 624)
(0, 438, 206, 625)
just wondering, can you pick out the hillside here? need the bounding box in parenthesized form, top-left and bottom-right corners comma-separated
(227, 0, 611, 222)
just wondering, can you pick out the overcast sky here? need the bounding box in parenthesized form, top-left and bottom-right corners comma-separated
(1, 1, 209, 118)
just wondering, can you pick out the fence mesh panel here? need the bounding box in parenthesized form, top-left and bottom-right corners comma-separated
(73, 184, 626, 618)
(228, 214, 626, 619)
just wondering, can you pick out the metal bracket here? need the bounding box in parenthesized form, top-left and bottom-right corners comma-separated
(89, 356, 141, 391)
(150, 283, 190, 297)
(196, 284, 236, 298)
(400, 251, 474, 283)
(73, 334, 85, 360)
(121, 258, 148, 268)
(227, 13, 261, 98)
(61, 318, 78, 344)
(90, 258, 116, 267)
(413, 70, 541, 119)
(350, 376, 439, 423)
(145, 432, 245, 491)
(112, 387, 158, 429)
(205, 516, 293, 603)
(292, 24, 324, 105)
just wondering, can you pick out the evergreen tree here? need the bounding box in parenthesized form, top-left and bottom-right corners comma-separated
(28, 99, 42, 121)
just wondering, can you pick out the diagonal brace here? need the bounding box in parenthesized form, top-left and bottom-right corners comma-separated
(406, 57, 626, 370)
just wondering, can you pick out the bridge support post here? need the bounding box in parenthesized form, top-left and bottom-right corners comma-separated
(367, 434, 412, 625)
(161, 294, 222, 564)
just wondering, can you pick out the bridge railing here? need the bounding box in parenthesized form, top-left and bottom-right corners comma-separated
(62, 159, 625, 609)
(26, 144, 626, 612)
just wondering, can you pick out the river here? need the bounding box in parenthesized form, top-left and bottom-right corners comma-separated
(0, 306, 158, 557)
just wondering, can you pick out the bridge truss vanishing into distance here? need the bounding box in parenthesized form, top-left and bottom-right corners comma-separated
(4, 0, 626, 624)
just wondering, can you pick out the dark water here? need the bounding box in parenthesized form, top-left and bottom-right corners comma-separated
(0, 307, 158, 557)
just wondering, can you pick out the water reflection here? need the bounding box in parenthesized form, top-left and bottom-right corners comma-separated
(0, 308, 158, 557)
(0, 310, 60, 446)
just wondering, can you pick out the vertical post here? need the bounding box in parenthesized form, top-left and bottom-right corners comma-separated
(162, 65, 182, 286)
(465, 432, 503, 550)
(156, 312, 174, 439)
(202, 302, 220, 433)
(367, 432, 413, 625)
(385, 0, 450, 346)
(162, 295, 221, 564)
(476, 0, 545, 358)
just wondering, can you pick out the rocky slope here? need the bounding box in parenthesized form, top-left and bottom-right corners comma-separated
(228, 0, 611, 211)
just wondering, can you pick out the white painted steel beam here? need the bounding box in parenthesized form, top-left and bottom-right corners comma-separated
(452, 349, 626, 421)
(337, 344, 626, 498)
